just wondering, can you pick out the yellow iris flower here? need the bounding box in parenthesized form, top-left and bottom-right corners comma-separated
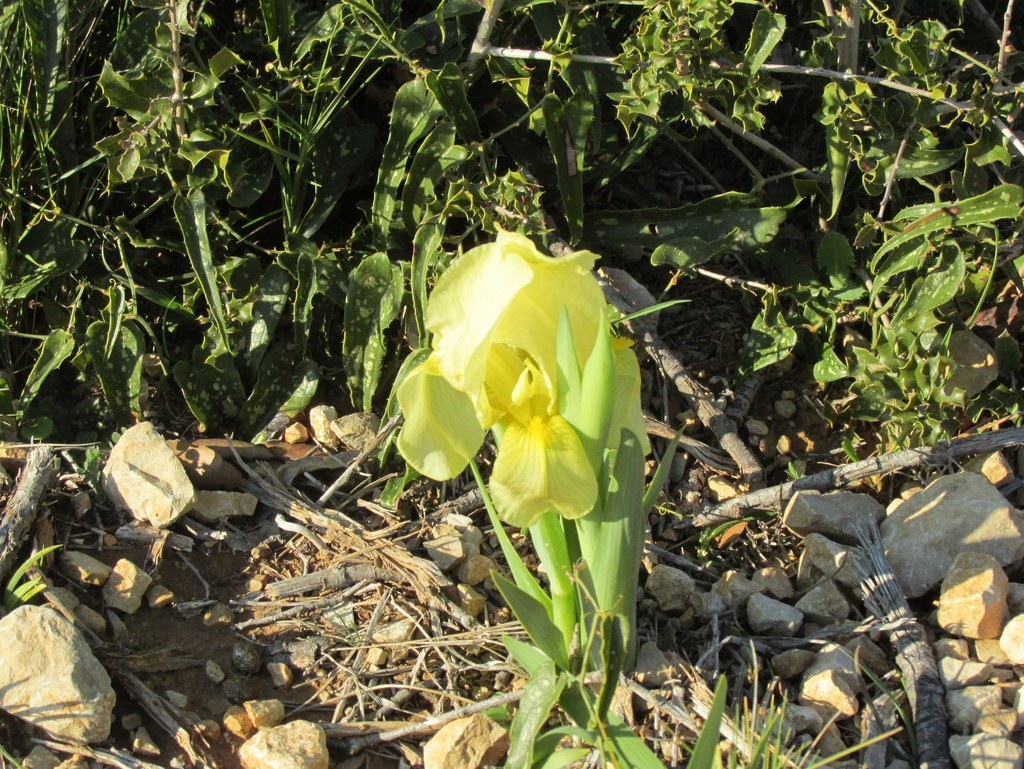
(397, 230, 644, 528)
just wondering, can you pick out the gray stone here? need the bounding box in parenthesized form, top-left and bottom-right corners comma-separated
(752, 565, 793, 600)
(0, 605, 115, 742)
(423, 534, 466, 572)
(645, 564, 696, 613)
(803, 533, 865, 589)
(783, 491, 885, 544)
(102, 421, 196, 528)
(794, 581, 850, 624)
(938, 656, 994, 689)
(189, 490, 258, 523)
(746, 592, 803, 636)
(945, 330, 998, 398)
(881, 473, 1024, 598)
(949, 733, 1023, 769)
(946, 685, 1004, 733)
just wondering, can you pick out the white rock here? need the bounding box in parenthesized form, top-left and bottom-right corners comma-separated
(946, 686, 1004, 733)
(102, 421, 196, 528)
(938, 656, 994, 689)
(60, 551, 112, 586)
(934, 637, 971, 660)
(752, 566, 793, 599)
(938, 551, 1009, 639)
(0, 605, 115, 742)
(999, 614, 1024, 664)
(783, 491, 885, 544)
(710, 570, 759, 608)
(239, 720, 329, 769)
(422, 713, 510, 769)
(189, 490, 257, 523)
(804, 644, 860, 690)
(456, 554, 495, 586)
(949, 732, 1023, 769)
(101, 558, 153, 614)
(880, 473, 1024, 598)
(803, 533, 865, 588)
(645, 564, 696, 613)
(746, 593, 803, 636)
(794, 581, 850, 623)
(308, 405, 341, 450)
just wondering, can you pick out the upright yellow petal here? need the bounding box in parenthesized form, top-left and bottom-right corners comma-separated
(397, 355, 485, 480)
(490, 414, 598, 528)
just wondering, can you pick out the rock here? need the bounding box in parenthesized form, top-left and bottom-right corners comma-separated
(330, 412, 381, 452)
(707, 476, 739, 501)
(223, 705, 256, 739)
(189, 490, 258, 523)
(456, 554, 495, 586)
(168, 438, 242, 490)
(204, 602, 233, 628)
(283, 423, 309, 444)
(267, 663, 293, 688)
(423, 533, 466, 571)
(746, 593, 803, 636)
(146, 584, 175, 608)
(949, 733, 1023, 769)
(133, 726, 160, 756)
(233, 640, 264, 676)
(308, 405, 341, 450)
(456, 584, 486, 617)
(710, 570, 759, 608)
(20, 746, 61, 769)
(999, 614, 1024, 664)
(880, 473, 1024, 599)
(794, 581, 850, 623)
(60, 551, 112, 586)
(74, 604, 107, 635)
(745, 419, 769, 436)
(165, 689, 188, 708)
(752, 565, 793, 600)
(645, 564, 696, 613)
(805, 644, 860, 689)
(934, 637, 971, 660)
(1008, 584, 1024, 615)
(206, 660, 225, 684)
(844, 636, 890, 677)
(244, 699, 285, 729)
(946, 685, 1004, 733)
(965, 452, 1015, 487)
(938, 656, 994, 689)
(690, 590, 728, 618)
(975, 638, 1012, 666)
(783, 491, 885, 544)
(774, 399, 797, 419)
(804, 533, 865, 589)
(937, 552, 1009, 639)
(443, 514, 484, 556)
(772, 649, 815, 679)
(422, 713, 509, 769)
(945, 330, 998, 397)
(800, 669, 858, 720)
(634, 641, 678, 688)
(0, 605, 115, 742)
(784, 704, 823, 735)
(102, 422, 197, 527)
(976, 710, 1018, 737)
(101, 559, 153, 614)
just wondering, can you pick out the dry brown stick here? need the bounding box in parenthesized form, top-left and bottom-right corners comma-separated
(854, 519, 949, 769)
(266, 563, 400, 598)
(692, 426, 1024, 528)
(114, 670, 215, 768)
(0, 447, 55, 585)
(34, 739, 164, 769)
(599, 267, 765, 486)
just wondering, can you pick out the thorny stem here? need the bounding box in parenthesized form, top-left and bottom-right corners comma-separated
(998, 0, 1017, 76)
(167, 0, 186, 141)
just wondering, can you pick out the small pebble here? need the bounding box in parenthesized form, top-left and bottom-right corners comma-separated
(132, 726, 160, 756)
(283, 422, 309, 444)
(146, 584, 175, 608)
(232, 640, 263, 676)
(244, 698, 285, 729)
(165, 690, 188, 708)
(203, 602, 233, 628)
(774, 399, 797, 419)
(267, 662, 293, 688)
(206, 660, 225, 684)
(222, 705, 255, 739)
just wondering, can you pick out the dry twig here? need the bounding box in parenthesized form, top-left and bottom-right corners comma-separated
(692, 426, 1024, 527)
(0, 447, 55, 585)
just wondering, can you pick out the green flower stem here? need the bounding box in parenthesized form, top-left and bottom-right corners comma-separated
(529, 511, 578, 656)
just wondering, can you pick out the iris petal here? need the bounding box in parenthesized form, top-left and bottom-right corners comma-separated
(396, 356, 485, 480)
(490, 414, 598, 528)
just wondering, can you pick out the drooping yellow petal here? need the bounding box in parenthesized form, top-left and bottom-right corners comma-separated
(490, 414, 598, 528)
(396, 355, 485, 480)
